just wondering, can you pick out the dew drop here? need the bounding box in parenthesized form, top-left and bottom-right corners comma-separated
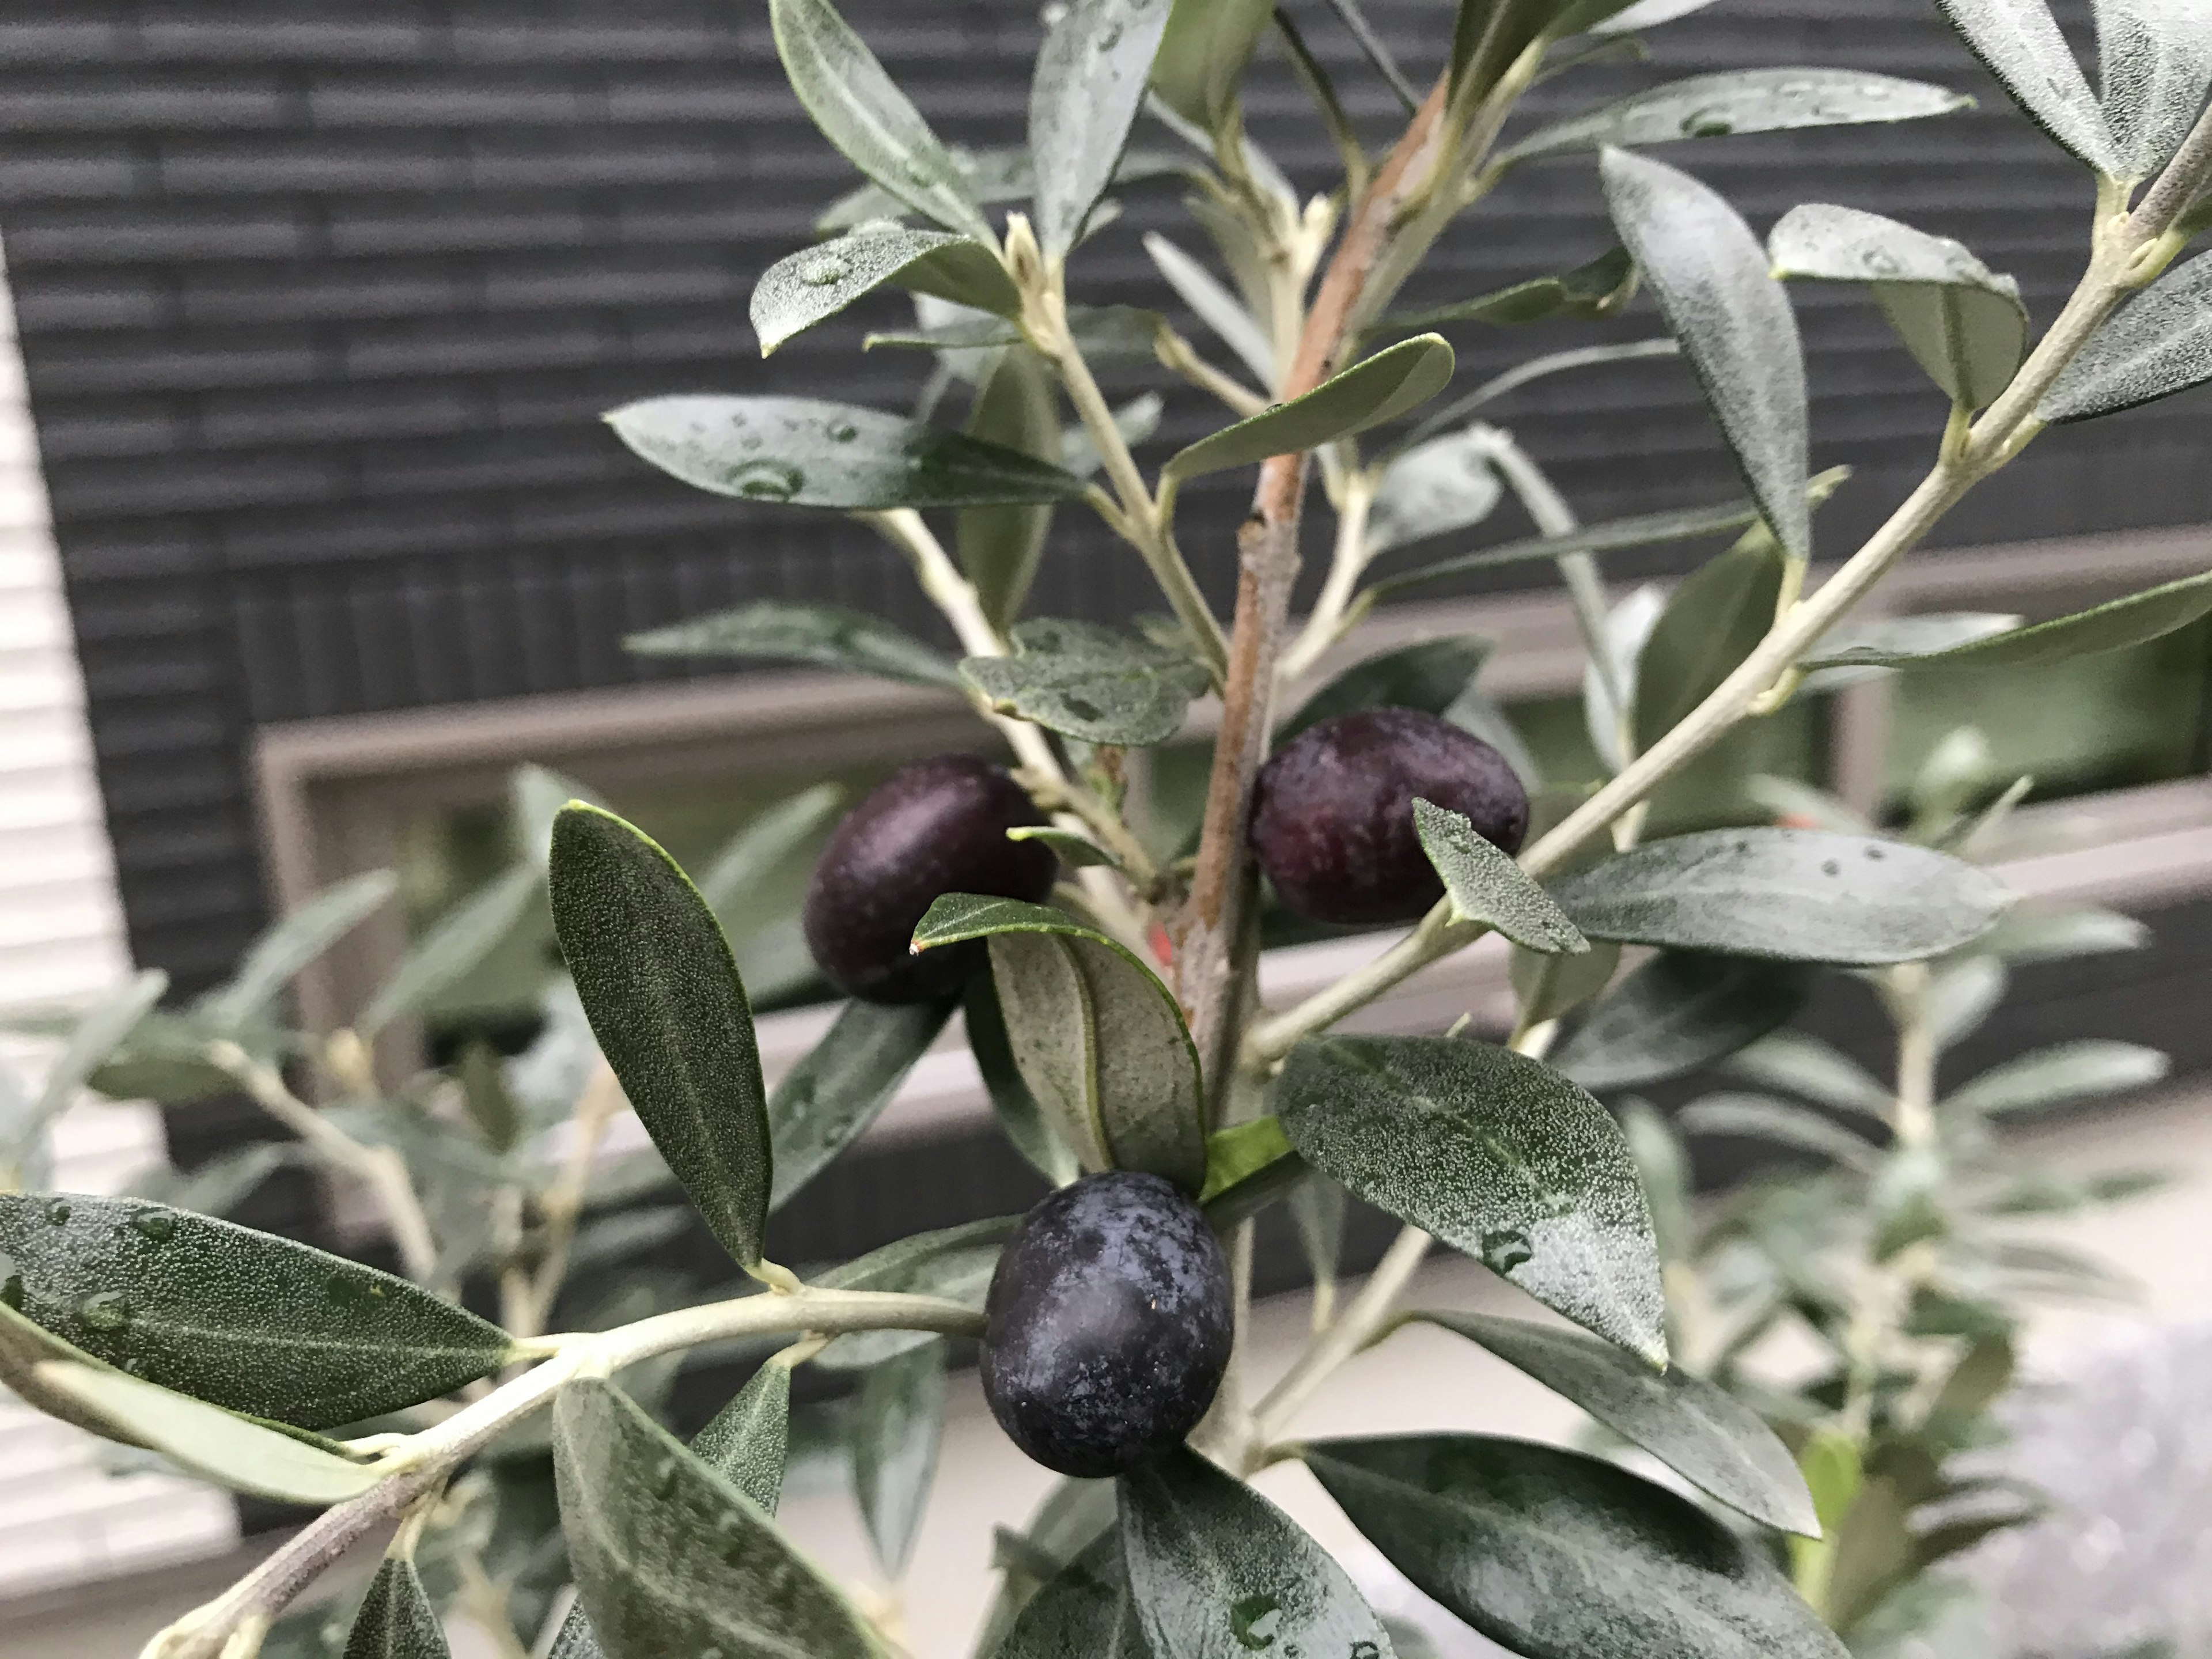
(1098, 21, 1123, 47)
(1231, 1595, 1282, 1650)
(826, 418, 858, 442)
(1680, 108, 1735, 137)
(45, 1200, 71, 1226)
(1821, 859, 1842, 877)
(1, 1273, 22, 1310)
(1479, 1228, 1533, 1275)
(1863, 845, 1886, 861)
(730, 459, 804, 501)
(78, 1290, 132, 1332)
(650, 1456, 683, 1499)
(124, 1356, 149, 1377)
(1863, 250, 1903, 276)
(740, 433, 763, 451)
(1064, 695, 1104, 723)
(1351, 1646, 1380, 1659)
(797, 256, 849, 288)
(129, 1208, 177, 1244)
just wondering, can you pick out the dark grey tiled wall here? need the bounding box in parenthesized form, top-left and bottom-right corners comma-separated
(1, 0, 2206, 990)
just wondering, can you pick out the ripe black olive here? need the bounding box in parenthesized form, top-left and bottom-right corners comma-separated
(802, 752, 1057, 1002)
(1249, 706, 1529, 926)
(980, 1171, 1233, 1478)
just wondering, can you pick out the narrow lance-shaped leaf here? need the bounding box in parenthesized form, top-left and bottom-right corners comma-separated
(2097, 0, 2212, 179)
(1797, 612, 2024, 684)
(1392, 339, 1683, 456)
(1145, 231, 1277, 387)
(1677, 1094, 1885, 1172)
(1816, 568, 2212, 671)
(2041, 249, 2212, 422)
(959, 346, 1062, 631)
(17, 970, 167, 1146)
(914, 895, 1206, 1191)
(696, 783, 847, 930)
(1502, 69, 1971, 166)
(1408, 1309, 1820, 1534)
(1366, 495, 1763, 601)
(812, 1215, 1018, 1369)
(769, 0, 988, 236)
(1935, 0, 2119, 172)
(343, 1559, 452, 1659)
(994, 1532, 1145, 1658)
(1119, 1446, 1395, 1659)
(751, 225, 1018, 355)
(868, 304, 1162, 362)
(1383, 247, 1638, 329)
(1602, 147, 1812, 561)
(1278, 1035, 1667, 1363)
(819, 146, 1192, 232)
(0, 1193, 512, 1427)
(1279, 637, 1493, 743)
(1151, 0, 1275, 129)
(550, 805, 772, 1272)
(1944, 1039, 2169, 1116)
(626, 599, 960, 689)
(1725, 1031, 1893, 1118)
(1414, 799, 1588, 955)
(195, 870, 397, 1035)
(1633, 520, 1787, 754)
(1305, 1435, 1851, 1659)
(1363, 429, 1503, 555)
(961, 619, 1211, 747)
(768, 996, 957, 1210)
(1031, 0, 1173, 259)
(1162, 335, 1456, 482)
(553, 1378, 883, 1659)
(358, 865, 537, 1040)
(1551, 827, 2014, 964)
(964, 974, 1081, 1185)
(1588, 0, 1726, 33)
(607, 396, 1090, 512)
(852, 1339, 948, 1578)
(1554, 950, 1815, 1092)
(1770, 203, 2029, 410)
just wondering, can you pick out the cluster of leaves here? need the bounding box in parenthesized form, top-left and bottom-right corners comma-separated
(4, 0, 2212, 1657)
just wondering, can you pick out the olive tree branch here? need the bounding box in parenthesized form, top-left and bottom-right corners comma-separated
(138, 1286, 985, 1659)
(204, 1040, 439, 1286)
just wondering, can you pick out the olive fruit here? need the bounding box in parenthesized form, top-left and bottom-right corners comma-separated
(1249, 706, 1529, 926)
(980, 1171, 1233, 1477)
(802, 753, 1056, 1002)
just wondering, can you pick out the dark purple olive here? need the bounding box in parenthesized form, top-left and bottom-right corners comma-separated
(1250, 706, 1529, 926)
(802, 752, 1056, 1002)
(980, 1171, 1232, 1478)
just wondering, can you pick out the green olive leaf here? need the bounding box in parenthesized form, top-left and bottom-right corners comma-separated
(915, 895, 1206, 1191)
(1366, 495, 1766, 603)
(1554, 951, 1815, 1092)
(1677, 1094, 1886, 1172)
(964, 973, 1082, 1185)
(1030, 0, 1173, 259)
(1144, 231, 1276, 387)
(0, 1193, 511, 1427)
(867, 305, 1163, 362)
(194, 870, 396, 1036)
(1279, 1036, 1667, 1364)
(36, 1361, 381, 1506)
(1197, 1118, 1294, 1203)
(1769, 204, 2029, 410)
(1510, 938, 1622, 1026)
(1362, 430, 1505, 555)
(1551, 828, 2014, 965)
(1412, 800, 1587, 955)
(1151, 0, 1274, 129)
(1632, 521, 1788, 754)
(769, 996, 959, 1211)
(342, 1559, 452, 1659)
(818, 147, 1192, 232)
(358, 866, 537, 1042)
(959, 347, 1063, 632)
(1601, 147, 1811, 562)
(1009, 825, 1122, 872)
(9, 970, 166, 1158)
(1934, 0, 2118, 172)
(552, 1377, 884, 1659)
(851, 1339, 948, 1578)
(1944, 1039, 2169, 1118)
(1119, 1445, 1394, 1659)
(1407, 1310, 1819, 1534)
(1382, 246, 1639, 330)
(1279, 638, 1493, 744)
(2098, 0, 2212, 180)
(961, 619, 1212, 747)
(550, 804, 771, 1272)
(626, 599, 961, 689)
(812, 1215, 1020, 1370)
(1304, 1435, 1851, 1659)
(1503, 68, 1972, 167)
(1162, 335, 1456, 482)
(607, 396, 1090, 512)
(2041, 249, 2212, 423)
(993, 1532, 1146, 1658)
(768, 0, 988, 237)
(1795, 612, 2024, 687)
(752, 225, 1018, 355)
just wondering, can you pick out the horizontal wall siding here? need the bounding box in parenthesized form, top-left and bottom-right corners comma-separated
(1, 0, 2209, 988)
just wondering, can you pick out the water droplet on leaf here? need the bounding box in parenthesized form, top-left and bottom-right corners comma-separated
(731, 460, 804, 501)
(1, 1274, 22, 1310)
(1231, 1596, 1282, 1649)
(798, 256, 848, 287)
(826, 418, 858, 442)
(78, 1290, 131, 1331)
(1680, 108, 1735, 137)
(45, 1200, 70, 1225)
(129, 1208, 177, 1244)
(1479, 1228, 1533, 1275)
(1098, 21, 1123, 47)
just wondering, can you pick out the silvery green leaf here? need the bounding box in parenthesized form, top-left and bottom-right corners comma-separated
(1631, 523, 1787, 754)
(1724, 1031, 1893, 1119)
(812, 1215, 1018, 1369)
(1618, 1099, 1691, 1262)
(851, 1339, 947, 1578)
(1009, 826, 1121, 870)
(1413, 799, 1587, 954)
(1510, 938, 1622, 1025)
(959, 346, 1062, 633)
(1062, 393, 1163, 479)
(1934, 0, 2120, 171)
(1445, 681, 1543, 790)
(1555, 951, 1814, 1091)
(1797, 612, 2024, 687)
(914, 896, 1205, 1190)
(195, 871, 397, 1035)
(991, 1533, 1143, 1658)
(14, 971, 166, 1150)
(1744, 774, 1869, 832)
(1768, 203, 2030, 410)
(866, 304, 1162, 361)
(1031, 0, 1173, 259)
(1601, 148, 1812, 561)
(768, 996, 957, 1210)
(696, 784, 846, 934)
(751, 226, 1018, 355)
(35, 1361, 381, 1506)
(1281, 637, 1493, 744)
(1974, 903, 2149, 961)
(1505, 69, 1971, 166)
(963, 974, 1081, 1185)
(1394, 339, 1680, 455)
(1119, 1446, 1394, 1659)
(2041, 250, 2212, 422)
(1945, 1039, 2168, 1116)
(1588, 0, 1725, 33)
(1164, 335, 1455, 482)
(1150, 0, 1275, 129)
(2099, 0, 2212, 177)
(1382, 247, 1639, 330)
(343, 1559, 451, 1659)
(1552, 828, 2014, 964)
(1369, 497, 1760, 603)
(1279, 1035, 1666, 1362)
(513, 764, 602, 873)
(1143, 232, 1276, 387)
(1364, 428, 1504, 554)
(689, 1358, 794, 1515)
(1678, 1093, 1884, 1173)
(1408, 1309, 1819, 1534)
(961, 619, 1210, 747)
(1585, 584, 1665, 774)
(627, 599, 960, 689)
(769, 0, 988, 237)
(1927, 954, 2009, 1051)
(817, 146, 1192, 231)
(1305, 1435, 1850, 1659)
(607, 396, 1089, 510)
(358, 866, 536, 1040)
